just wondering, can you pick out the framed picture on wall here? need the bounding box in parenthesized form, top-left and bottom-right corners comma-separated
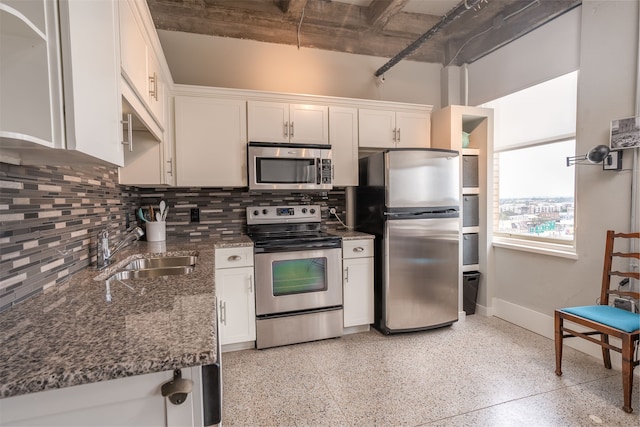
(610, 116, 640, 150)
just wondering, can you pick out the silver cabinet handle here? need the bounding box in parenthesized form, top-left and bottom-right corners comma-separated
(353, 247, 364, 253)
(397, 128, 401, 142)
(166, 158, 173, 176)
(344, 267, 349, 283)
(149, 72, 158, 101)
(284, 121, 289, 137)
(290, 121, 294, 137)
(219, 300, 226, 325)
(248, 274, 253, 293)
(227, 255, 241, 261)
(121, 113, 133, 152)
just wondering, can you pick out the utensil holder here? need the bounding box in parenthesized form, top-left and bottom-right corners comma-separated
(146, 221, 166, 242)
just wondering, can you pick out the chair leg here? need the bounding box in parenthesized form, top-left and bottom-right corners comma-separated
(601, 334, 612, 369)
(621, 335, 634, 413)
(554, 312, 563, 376)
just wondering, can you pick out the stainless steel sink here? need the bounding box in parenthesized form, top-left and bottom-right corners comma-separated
(109, 265, 195, 280)
(123, 255, 198, 271)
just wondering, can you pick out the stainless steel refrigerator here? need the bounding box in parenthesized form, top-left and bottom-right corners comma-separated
(355, 149, 460, 334)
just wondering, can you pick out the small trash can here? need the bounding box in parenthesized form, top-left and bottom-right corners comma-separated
(463, 271, 481, 315)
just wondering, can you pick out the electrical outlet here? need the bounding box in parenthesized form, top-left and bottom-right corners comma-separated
(190, 208, 200, 223)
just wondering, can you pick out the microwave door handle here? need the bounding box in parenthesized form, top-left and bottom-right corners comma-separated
(317, 158, 321, 184)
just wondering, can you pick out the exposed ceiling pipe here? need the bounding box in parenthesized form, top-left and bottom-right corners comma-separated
(374, 0, 485, 77)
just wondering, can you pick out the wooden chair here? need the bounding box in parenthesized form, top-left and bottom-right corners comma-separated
(555, 231, 640, 413)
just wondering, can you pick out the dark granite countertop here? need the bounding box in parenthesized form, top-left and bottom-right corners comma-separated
(0, 236, 253, 399)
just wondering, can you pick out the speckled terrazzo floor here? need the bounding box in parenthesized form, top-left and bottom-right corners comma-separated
(222, 315, 640, 426)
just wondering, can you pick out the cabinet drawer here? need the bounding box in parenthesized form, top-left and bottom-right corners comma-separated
(215, 246, 254, 268)
(343, 239, 374, 259)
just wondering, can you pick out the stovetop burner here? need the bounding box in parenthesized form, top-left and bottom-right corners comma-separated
(246, 204, 341, 252)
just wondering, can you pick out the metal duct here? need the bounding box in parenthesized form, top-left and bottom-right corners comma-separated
(374, 0, 484, 77)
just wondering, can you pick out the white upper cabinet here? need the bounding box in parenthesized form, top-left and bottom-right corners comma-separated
(58, 0, 123, 166)
(359, 109, 430, 149)
(248, 100, 329, 145)
(118, 0, 166, 133)
(119, 0, 147, 103)
(117, 0, 174, 185)
(174, 96, 247, 187)
(329, 106, 358, 186)
(396, 111, 431, 148)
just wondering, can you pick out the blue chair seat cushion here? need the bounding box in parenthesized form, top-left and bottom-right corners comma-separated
(560, 305, 640, 333)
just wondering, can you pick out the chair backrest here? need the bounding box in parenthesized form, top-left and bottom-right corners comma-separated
(600, 231, 640, 306)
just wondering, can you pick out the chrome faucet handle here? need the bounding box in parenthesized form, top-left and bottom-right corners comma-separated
(96, 228, 112, 269)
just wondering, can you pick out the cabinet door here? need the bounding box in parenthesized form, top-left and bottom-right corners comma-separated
(58, 0, 123, 166)
(175, 96, 247, 186)
(119, 0, 148, 102)
(216, 266, 256, 346)
(147, 51, 165, 126)
(289, 104, 329, 145)
(0, 367, 201, 426)
(329, 106, 358, 186)
(396, 111, 430, 148)
(358, 109, 395, 148)
(247, 100, 289, 143)
(343, 257, 374, 328)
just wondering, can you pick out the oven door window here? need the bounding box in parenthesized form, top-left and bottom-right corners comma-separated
(272, 258, 327, 296)
(257, 158, 317, 184)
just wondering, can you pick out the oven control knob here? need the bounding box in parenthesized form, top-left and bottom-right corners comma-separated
(253, 210, 259, 216)
(262, 209, 268, 215)
(310, 208, 316, 214)
(301, 208, 307, 214)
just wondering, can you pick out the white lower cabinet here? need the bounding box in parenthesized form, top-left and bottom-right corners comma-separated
(0, 367, 205, 426)
(215, 247, 256, 347)
(342, 239, 374, 328)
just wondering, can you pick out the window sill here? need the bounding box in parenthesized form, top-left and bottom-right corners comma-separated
(492, 237, 578, 259)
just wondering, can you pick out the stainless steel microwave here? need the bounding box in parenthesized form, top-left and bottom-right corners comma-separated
(248, 142, 333, 191)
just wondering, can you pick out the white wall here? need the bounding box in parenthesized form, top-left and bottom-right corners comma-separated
(157, 30, 443, 107)
(468, 1, 638, 344)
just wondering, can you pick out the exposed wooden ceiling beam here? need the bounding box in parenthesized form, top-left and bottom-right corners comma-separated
(276, 0, 308, 18)
(146, 0, 582, 67)
(367, 0, 410, 31)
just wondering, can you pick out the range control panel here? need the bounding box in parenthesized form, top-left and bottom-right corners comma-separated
(247, 205, 321, 225)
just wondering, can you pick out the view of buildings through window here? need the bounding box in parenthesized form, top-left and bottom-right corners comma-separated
(495, 140, 576, 241)
(482, 71, 578, 243)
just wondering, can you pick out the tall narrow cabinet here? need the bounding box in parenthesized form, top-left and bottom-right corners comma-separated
(431, 106, 493, 315)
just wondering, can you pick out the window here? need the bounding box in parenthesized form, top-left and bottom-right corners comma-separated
(482, 71, 578, 248)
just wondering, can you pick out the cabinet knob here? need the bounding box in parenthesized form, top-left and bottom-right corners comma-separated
(353, 247, 364, 252)
(228, 255, 242, 261)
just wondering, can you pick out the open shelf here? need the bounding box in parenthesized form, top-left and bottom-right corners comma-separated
(0, 1, 61, 149)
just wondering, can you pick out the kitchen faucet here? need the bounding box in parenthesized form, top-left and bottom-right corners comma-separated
(96, 226, 144, 269)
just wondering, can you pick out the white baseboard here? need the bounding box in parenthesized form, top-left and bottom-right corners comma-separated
(343, 324, 370, 335)
(492, 298, 634, 375)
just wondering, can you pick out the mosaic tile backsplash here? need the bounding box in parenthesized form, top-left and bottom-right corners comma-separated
(0, 162, 347, 311)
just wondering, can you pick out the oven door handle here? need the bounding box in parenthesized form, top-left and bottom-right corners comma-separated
(254, 241, 342, 253)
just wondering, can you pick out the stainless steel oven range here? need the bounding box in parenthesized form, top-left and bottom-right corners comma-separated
(247, 205, 343, 349)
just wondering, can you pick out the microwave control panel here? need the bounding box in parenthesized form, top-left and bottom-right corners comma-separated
(321, 159, 332, 184)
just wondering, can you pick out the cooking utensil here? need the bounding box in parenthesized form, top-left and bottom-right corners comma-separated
(149, 205, 155, 221)
(161, 205, 168, 221)
(159, 200, 166, 218)
(138, 208, 149, 223)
